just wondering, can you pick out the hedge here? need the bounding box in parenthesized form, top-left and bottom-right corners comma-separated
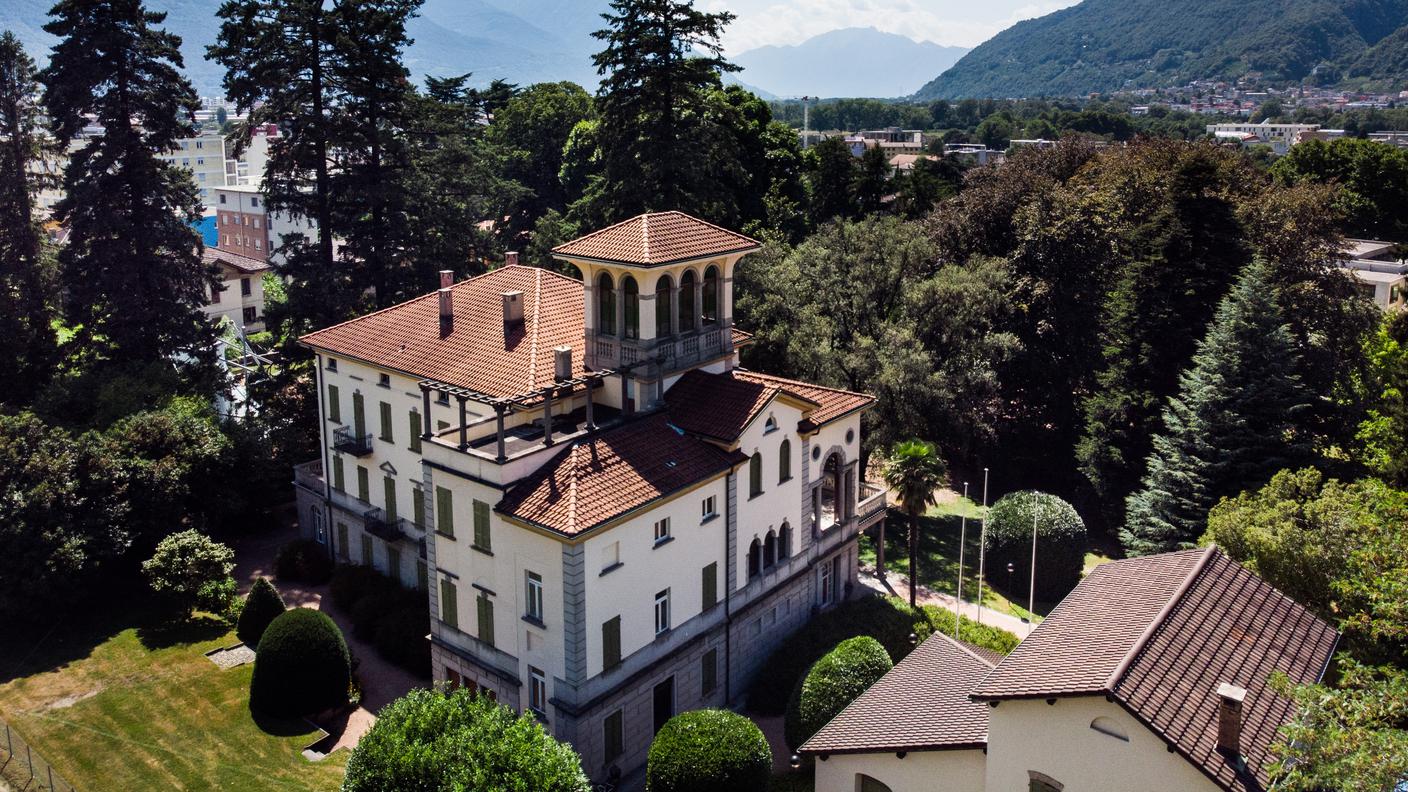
(236, 576, 286, 648)
(984, 490, 1087, 602)
(785, 636, 892, 750)
(249, 608, 350, 717)
(329, 565, 395, 611)
(646, 709, 771, 792)
(344, 688, 589, 791)
(273, 539, 334, 585)
(748, 595, 1019, 714)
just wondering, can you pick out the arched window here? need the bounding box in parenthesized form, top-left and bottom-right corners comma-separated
(747, 538, 761, 579)
(779, 522, 791, 559)
(702, 265, 719, 325)
(778, 439, 792, 483)
(623, 275, 639, 340)
(763, 531, 776, 568)
(597, 273, 616, 336)
(680, 270, 697, 331)
(749, 452, 763, 497)
(655, 274, 673, 337)
(1028, 772, 1064, 792)
(858, 775, 893, 792)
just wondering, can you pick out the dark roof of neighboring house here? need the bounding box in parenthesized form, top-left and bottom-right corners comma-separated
(663, 369, 818, 443)
(495, 413, 747, 536)
(552, 211, 760, 266)
(300, 265, 585, 399)
(204, 248, 270, 275)
(973, 546, 1339, 792)
(801, 633, 996, 755)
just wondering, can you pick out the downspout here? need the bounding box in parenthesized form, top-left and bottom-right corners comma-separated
(724, 470, 735, 704)
(314, 353, 333, 562)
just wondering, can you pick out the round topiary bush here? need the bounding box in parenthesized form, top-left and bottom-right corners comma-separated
(237, 577, 286, 648)
(646, 709, 771, 792)
(983, 490, 1087, 602)
(249, 608, 350, 717)
(784, 635, 892, 750)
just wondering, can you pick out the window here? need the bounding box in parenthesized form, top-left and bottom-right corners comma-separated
(326, 358, 338, 372)
(702, 562, 717, 610)
(352, 392, 366, 436)
(702, 265, 719, 324)
(602, 541, 621, 573)
(653, 517, 671, 544)
(622, 275, 639, 340)
(525, 571, 544, 623)
(440, 578, 458, 629)
(477, 593, 495, 646)
(764, 415, 777, 433)
(654, 589, 671, 635)
(680, 270, 697, 330)
(748, 452, 763, 497)
(253, 217, 261, 229)
(240, 277, 251, 296)
(652, 677, 674, 734)
(210, 282, 221, 303)
(254, 239, 262, 251)
(336, 522, 349, 560)
(1027, 772, 1064, 792)
(701, 495, 717, 521)
(378, 373, 390, 388)
(409, 410, 422, 453)
(655, 274, 673, 337)
(326, 384, 341, 422)
(332, 456, 345, 492)
(779, 439, 792, 482)
(436, 486, 454, 537)
(779, 522, 792, 559)
(379, 401, 393, 442)
(412, 483, 425, 528)
(529, 667, 547, 717)
(219, 194, 227, 204)
(748, 537, 762, 579)
(387, 546, 402, 586)
(356, 466, 369, 503)
(251, 196, 259, 207)
(313, 508, 326, 544)
(416, 559, 428, 591)
(859, 775, 894, 792)
(603, 710, 624, 763)
(383, 476, 397, 522)
(602, 616, 621, 670)
(242, 306, 257, 325)
(597, 273, 616, 335)
(764, 531, 776, 568)
(436, 391, 449, 405)
(820, 559, 834, 605)
(473, 500, 491, 551)
(701, 648, 718, 695)
(361, 533, 374, 567)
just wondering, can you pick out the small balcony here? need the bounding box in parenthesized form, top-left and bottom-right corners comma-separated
(293, 459, 324, 492)
(333, 426, 373, 456)
(589, 327, 728, 372)
(857, 481, 887, 527)
(364, 508, 410, 543)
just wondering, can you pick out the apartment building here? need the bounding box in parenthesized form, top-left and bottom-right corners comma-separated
(156, 132, 228, 205)
(212, 184, 314, 265)
(293, 212, 886, 787)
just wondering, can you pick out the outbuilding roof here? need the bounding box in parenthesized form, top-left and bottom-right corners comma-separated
(551, 211, 760, 266)
(204, 248, 270, 275)
(733, 370, 876, 428)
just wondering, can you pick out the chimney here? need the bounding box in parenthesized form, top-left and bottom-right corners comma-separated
(1216, 682, 1247, 756)
(553, 345, 572, 381)
(439, 269, 453, 289)
(438, 287, 453, 337)
(502, 290, 524, 327)
(505, 251, 520, 267)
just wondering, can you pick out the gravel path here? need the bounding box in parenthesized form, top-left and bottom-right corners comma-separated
(857, 567, 1035, 640)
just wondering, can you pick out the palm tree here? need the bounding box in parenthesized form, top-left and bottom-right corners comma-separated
(882, 440, 948, 608)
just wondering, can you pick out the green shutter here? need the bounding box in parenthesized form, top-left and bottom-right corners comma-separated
(604, 710, 623, 761)
(702, 562, 717, 610)
(409, 410, 422, 453)
(332, 456, 344, 492)
(477, 594, 495, 646)
(352, 391, 365, 437)
(473, 500, 491, 550)
(383, 476, 397, 522)
(336, 522, 349, 560)
(440, 578, 458, 629)
(387, 546, 402, 586)
(357, 466, 369, 503)
(379, 401, 393, 442)
(436, 486, 454, 537)
(361, 533, 373, 567)
(602, 616, 621, 670)
(412, 484, 425, 528)
(701, 648, 717, 695)
(327, 384, 341, 423)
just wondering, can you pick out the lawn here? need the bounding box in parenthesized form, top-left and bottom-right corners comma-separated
(0, 599, 346, 792)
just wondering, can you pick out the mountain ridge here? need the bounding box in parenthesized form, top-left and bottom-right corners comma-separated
(733, 27, 968, 98)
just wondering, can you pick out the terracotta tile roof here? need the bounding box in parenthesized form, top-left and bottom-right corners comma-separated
(495, 413, 747, 536)
(801, 633, 995, 755)
(204, 248, 270, 274)
(733, 370, 876, 428)
(974, 546, 1338, 792)
(663, 370, 818, 443)
(300, 266, 586, 399)
(551, 211, 760, 266)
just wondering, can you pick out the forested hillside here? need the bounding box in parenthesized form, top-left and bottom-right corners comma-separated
(916, 0, 1408, 99)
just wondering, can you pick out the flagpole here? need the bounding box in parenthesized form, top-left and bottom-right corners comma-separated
(1028, 493, 1039, 621)
(953, 481, 969, 638)
(976, 468, 989, 626)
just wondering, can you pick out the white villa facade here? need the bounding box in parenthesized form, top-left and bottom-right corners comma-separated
(293, 212, 885, 786)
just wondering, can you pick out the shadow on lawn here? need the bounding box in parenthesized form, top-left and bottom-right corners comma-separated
(0, 579, 155, 685)
(136, 613, 230, 651)
(248, 704, 321, 739)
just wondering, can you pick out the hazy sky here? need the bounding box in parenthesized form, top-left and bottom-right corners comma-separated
(705, 0, 1079, 52)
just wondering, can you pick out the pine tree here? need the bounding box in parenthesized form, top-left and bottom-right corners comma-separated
(1123, 259, 1311, 556)
(0, 32, 57, 404)
(41, 0, 212, 370)
(854, 144, 891, 216)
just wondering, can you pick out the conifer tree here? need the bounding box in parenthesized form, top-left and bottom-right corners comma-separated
(0, 32, 57, 403)
(41, 0, 212, 370)
(1123, 259, 1311, 556)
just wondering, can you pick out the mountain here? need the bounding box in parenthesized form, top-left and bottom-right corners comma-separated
(915, 0, 1408, 99)
(734, 27, 968, 98)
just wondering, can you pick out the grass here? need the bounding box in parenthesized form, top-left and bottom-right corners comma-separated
(0, 600, 346, 792)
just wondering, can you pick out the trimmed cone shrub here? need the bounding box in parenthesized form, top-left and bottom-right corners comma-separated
(646, 709, 770, 792)
(237, 577, 286, 648)
(249, 608, 350, 717)
(344, 687, 589, 791)
(273, 539, 334, 584)
(785, 635, 892, 750)
(984, 490, 1087, 602)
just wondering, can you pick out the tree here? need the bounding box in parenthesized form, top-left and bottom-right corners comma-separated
(853, 144, 890, 215)
(883, 439, 947, 605)
(1124, 260, 1311, 556)
(488, 81, 595, 237)
(584, 0, 739, 223)
(343, 687, 589, 791)
(249, 607, 350, 716)
(1357, 311, 1408, 487)
(1271, 137, 1408, 241)
(804, 137, 857, 222)
(141, 530, 237, 617)
(784, 636, 892, 750)
(1270, 661, 1408, 792)
(648, 709, 771, 792)
(42, 0, 213, 371)
(0, 32, 57, 404)
(237, 577, 286, 648)
(984, 491, 1087, 602)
